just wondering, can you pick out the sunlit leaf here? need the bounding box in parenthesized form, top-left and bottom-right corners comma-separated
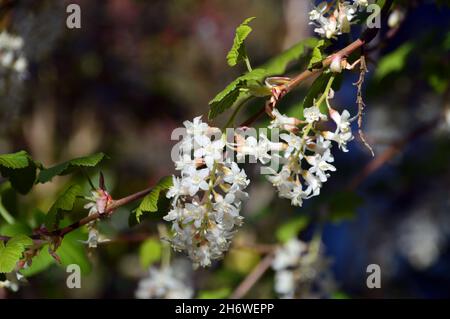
(0, 235, 33, 273)
(38, 152, 107, 183)
(226, 17, 255, 67)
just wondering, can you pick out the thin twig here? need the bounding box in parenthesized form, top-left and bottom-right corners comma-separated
(354, 55, 375, 156)
(229, 252, 275, 299)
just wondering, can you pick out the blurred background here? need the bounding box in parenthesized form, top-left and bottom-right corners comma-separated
(0, 0, 449, 298)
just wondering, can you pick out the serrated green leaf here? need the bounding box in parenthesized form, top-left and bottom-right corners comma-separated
(374, 42, 413, 80)
(208, 68, 267, 119)
(45, 184, 83, 231)
(0, 235, 33, 273)
(0, 151, 29, 169)
(328, 192, 363, 223)
(308, 39, 328, 69)
(276, 215, 309, 243)
(226, 17, 255, 67)
(209, 38, 317, 120)
(38, 152, 106, 183)
(135, 176, 173, 222)
(0, 151, 38, 194)
(139, 239, 162, 268)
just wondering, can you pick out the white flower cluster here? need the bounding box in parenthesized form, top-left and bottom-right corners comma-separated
(135, 259, 193, 299)
(238, 105, 353, 207)
(165, 116, 249, 268)
(309, 1, 372, 39)
(272, 238, 336, 298)
(0, 31, 27, 76)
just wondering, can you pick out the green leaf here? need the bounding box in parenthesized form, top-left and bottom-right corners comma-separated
(38, 152, 106, 183)
(221, 38, 318, 113)
(226, 17, 255, 67)
(57, 231, 91, 275)
(263, 37, 319, 75)
(0, 222, 32, 237)
(328, 192, 363, 223)
(374, 42, 414, 80)
(198, 287, 232, 299)
(308, 39, 328, 69)
(0, 151, 38, 194)
(209, 38, 317, 119)
(45, 184, 83, 231)
(139, 239, 162, 268)
(0, 151, 29, 169)
(135, 176, 173, 222)
(276, 215, 309, 243)
(208, 68, 266, 119)
(302, 73, 332, 110)
(0, 235, 33, 273)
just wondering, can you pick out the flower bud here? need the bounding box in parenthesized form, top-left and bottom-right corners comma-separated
(330, 55, 343, 73)
(388, 8, 406, 28)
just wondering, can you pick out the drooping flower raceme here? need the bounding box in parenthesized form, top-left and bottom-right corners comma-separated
(237, 103, 354, 207)
(309, 1, 373, 39)
(272, 238, 336, 299)
(135, 259, 193, 299)
(165, 116, 249, 268)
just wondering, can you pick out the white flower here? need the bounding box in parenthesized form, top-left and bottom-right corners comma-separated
(323, 108, 354, 152)
(163, 206, 184, 222)
(323, 129, 353, 152)
(309, 2, 328, 21)
(174, 154, 195, 171)
(303, 170, 322, 197)
(306, 149, 336, 182)
(288, 184, 308, 207)
(266, 166, 291, 188)
(269, 108, 301, 131)
(223, 161, 249, 189)
(274, 270, 295, 298)
(183, 202, 207, 228)
(304, 106, 328, 124)
(194, 138, 225, 169)
(84, 189, 112, 215)
(183, 116, 210, 145)
(237, 135, 274, 164)
(280, 133, 303, 158)
(167, 176, 186, 201)
(182, 166, 210, 196)
(314, 16, 339, 39)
